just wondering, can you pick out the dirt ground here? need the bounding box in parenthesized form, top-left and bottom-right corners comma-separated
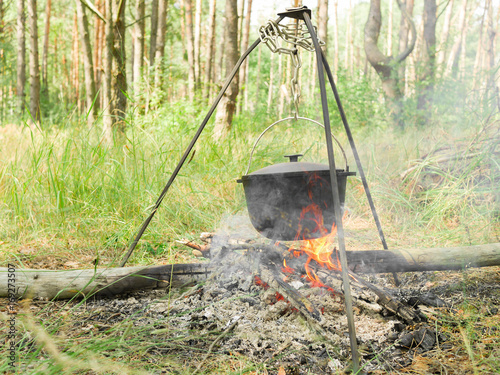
(5, 256, 498, 374)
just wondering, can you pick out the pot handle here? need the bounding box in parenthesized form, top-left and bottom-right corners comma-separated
(245, 116, 348, 175)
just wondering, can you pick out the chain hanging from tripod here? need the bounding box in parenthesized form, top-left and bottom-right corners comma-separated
(259, 18, 325, 118)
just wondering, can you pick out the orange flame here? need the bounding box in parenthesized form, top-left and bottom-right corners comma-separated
(287, 199, 347, 289)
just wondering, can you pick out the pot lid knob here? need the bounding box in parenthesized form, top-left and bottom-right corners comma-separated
(284, 154, 303, 162)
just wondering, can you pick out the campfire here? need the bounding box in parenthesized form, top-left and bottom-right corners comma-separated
(160, 213, 433, 373)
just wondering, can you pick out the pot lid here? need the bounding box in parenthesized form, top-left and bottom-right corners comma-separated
(247, 154, 337, 176)
(248, 161, 331, 175)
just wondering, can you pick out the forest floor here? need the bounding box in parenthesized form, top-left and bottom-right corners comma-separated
(1, 223, 499, 374)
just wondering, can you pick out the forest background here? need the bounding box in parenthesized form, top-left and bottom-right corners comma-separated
(0, 0, 499, 265)
(0, 0, 499, 374)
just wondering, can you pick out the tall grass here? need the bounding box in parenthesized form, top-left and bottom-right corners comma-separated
(0, 92, 498, 266)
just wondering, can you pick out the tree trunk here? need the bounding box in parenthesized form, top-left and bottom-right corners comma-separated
(194, 0, 202, 89)
(111, 0, 127, 136)
(332, 0, 338, 81)
(397, 0, 414, 94)
(154, 0, 168, 88)
(76, 0, 97, 125)
(213, 0, 238, 142)
(364, 0, 416, 105)
(27, 0, 40, 122)
(103, 0, 127, 141)
(133, 0, 145, 94)
(72, 12, 80, 112)
(16, 0, 26, 114)
(0, 0, 4, 36)
(149, 0, 158, 64)
(94, 0, 104, 109)
(254, 46, 261, 108)
(317, 0, 328, 53)
(471, 5, 486, 90)
(416, 0, 436, 122)
(203, 0, 216, 100)
(387, 0, 393, 56)
(41, 0, 51, 98)
(485, 0, 499, 108)
(215, 14, 226, 82)
(181, 0, 195, 100)
(344, 0, 352, 74)
(444, 0, 468, 78)
(436, 0, 454, 76)
(238, 0, 252, 113)
(267, 52, 274, 111)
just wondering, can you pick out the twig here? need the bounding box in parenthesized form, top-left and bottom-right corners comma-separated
(175, 239, 208, 252)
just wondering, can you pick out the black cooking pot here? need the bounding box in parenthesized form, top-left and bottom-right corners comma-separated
(238, 154, 356, 241)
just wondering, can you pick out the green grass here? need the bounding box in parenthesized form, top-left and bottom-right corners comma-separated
(0, 96, 498, 265)
(0, 92, 499, 374)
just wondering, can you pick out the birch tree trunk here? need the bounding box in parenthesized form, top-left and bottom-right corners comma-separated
(203, 0, 216, 100)
(213, 0, 238, 142)
(16, 0, 26, 113)
(41, 0, 51, 98)
(133, 0, 145, 93)
(154, 0, 168, 89)
(76, 0, 97, 125)
(28, 0, 40, 122)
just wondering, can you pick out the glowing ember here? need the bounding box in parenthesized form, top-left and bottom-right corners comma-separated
(254, 276, 270, 290)
(281, 259, 295, 274)
(254, 276, 287, 303)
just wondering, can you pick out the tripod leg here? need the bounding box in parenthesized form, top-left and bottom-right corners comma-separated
(320, 50, 400, 286)
(303, 12, 360, 373)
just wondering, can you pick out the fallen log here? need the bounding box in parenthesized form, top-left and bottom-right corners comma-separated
(1, 243, 498, 300)
(345, 243, 500, 273)
(0, 263, 213, 300)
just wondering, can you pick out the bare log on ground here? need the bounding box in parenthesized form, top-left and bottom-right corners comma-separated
(0, 263, 213, 300)
(2, 243, 499, 300)
(345, 243, 500, 273)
